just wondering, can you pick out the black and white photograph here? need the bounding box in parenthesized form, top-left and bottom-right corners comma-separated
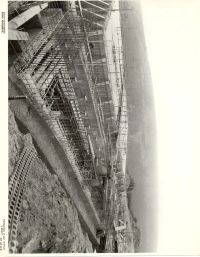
(2, 0, 200, 254)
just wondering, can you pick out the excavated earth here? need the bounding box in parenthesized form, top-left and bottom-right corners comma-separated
(9, 106, 93, 253)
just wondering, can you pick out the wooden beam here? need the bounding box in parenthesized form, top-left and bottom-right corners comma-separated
(8, 3, 48, 29)
(86, 19, 103, 28)
(81, 7, 106, 20)
(88, 30, 103, 37)
(82, 0, 107, 12)
(9, 29, 29, 40)
(95, 0, 110, 6)
(94, 57, 106, 63)
(75, 4, 104, 24)
(89, 40, 104, 43)
(96, 82, 109, 87)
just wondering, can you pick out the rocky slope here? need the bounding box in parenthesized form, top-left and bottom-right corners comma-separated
(8, 106, 93, 253)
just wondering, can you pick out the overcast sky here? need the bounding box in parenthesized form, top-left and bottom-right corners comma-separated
(141, 0, 200, 253)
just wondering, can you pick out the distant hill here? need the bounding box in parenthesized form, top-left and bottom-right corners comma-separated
(120, 0, 158, 252)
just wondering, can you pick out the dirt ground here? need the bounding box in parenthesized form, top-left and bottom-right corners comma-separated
(9, 106, 93, 253)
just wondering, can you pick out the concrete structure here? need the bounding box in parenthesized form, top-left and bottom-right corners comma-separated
(8, 0, 128, 253)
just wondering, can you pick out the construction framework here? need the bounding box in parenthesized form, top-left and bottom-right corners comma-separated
(8, 0, 129, 252)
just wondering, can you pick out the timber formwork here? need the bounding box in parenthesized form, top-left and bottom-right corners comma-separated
(9, 1, 117, 223)
(9, 2, 130, 251)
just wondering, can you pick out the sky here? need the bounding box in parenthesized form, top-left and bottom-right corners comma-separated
(141, 0, 200, 253)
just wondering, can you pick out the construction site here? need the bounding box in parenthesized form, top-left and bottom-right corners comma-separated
(8, 1, 138, 253)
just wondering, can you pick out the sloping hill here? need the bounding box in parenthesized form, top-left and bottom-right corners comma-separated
(120, 0, 158, 252)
